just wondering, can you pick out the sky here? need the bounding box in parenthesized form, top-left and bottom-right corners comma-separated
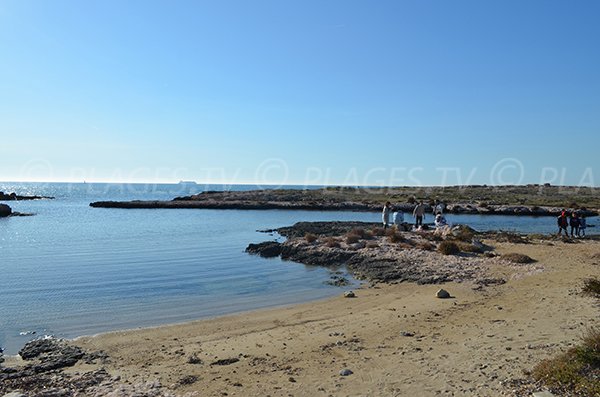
(0, 0, 598, 186)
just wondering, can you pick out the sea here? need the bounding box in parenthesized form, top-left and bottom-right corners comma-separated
(0, 182, 597, 354)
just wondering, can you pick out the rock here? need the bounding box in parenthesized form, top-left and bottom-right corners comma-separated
(18, 338, 84, 371)
(3, 392, 27, 397)
(532, 392, 556, 397)
(210, 357, 239, 366)
(339, 368, 353, 376)
(0, 204, 12, 217)
(344, 291, 356, 298)
(245, 241, 282, 258)
(436, 289, 451, 299)
(400, 331, 414, 337)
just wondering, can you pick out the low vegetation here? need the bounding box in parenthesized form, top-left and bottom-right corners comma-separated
(438, 241, 460, 255)
(324, 237, 341, 248)
(304, 233, 318, 243)
(582, 277, 600, 299)
(532, 327, 600, 396)
(500, 253, 536, 264)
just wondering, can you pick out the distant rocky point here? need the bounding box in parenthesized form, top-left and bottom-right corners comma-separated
(0, 191, 54, 201)
(89, 188, 598, 217)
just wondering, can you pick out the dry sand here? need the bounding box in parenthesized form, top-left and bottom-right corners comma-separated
(69, 239, 599, 397)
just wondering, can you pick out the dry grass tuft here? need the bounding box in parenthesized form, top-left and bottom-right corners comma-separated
(324, 237, 341, 248)
(582, 278, 600, 299)
(500, 253, 536, 264)
(304, 233, 318, 243)
(438, 241, 460, 255)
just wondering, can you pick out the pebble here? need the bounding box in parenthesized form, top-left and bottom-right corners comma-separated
(339, 368, 353, 376)
(344, 291, 356, 298)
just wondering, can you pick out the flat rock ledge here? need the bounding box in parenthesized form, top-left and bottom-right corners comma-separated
(0, 338, 174, 397)
(90, 190, 597, 216)
(0, 192, 54, 201)
(246, 222, 544, 285)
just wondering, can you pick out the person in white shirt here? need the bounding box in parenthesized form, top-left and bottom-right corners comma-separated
(434, 212, 448, 228)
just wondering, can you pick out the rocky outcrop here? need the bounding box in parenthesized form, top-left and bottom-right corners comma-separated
(90, 189, 598, 216)
(0, 338, 113, 396)
(0, 204, 12, 217)
(246, 221, 542, 285)
(0, 192, 54, 201)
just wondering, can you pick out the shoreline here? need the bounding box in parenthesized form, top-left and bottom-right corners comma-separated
(89, 186, 600, 217)
(74, 239, 599, 396)
(4, 238, 598, 396)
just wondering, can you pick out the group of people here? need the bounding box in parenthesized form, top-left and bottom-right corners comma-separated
(557, 210, 587, 238)
(382, 200, 448, 230)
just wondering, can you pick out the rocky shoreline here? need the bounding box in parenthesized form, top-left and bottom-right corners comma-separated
(0, 204, 35, 218)
(89, 189, 598, 216)
(246, 221, 543, 286)
(0, 192, 54, 201)
(0, 338, 174, 397)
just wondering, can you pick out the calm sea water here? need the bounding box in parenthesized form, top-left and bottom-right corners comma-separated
(0, 182, 597, 354)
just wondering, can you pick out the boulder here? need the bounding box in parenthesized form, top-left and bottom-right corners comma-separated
(245, 241, 282, 258)
(436, 289, 451, 299)
(0, 204, 12, 217)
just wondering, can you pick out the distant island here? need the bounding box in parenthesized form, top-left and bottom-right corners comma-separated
(0, 191, 54, 201)
(89, 185, 599, 216)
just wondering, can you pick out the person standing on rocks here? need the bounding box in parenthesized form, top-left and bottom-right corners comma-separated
(557, 210, 569, 236)
(382, 201, 392, 229)
(579, 214, 587, 238)
(569, 211, 580, 237)
(413, 201, 426, 228)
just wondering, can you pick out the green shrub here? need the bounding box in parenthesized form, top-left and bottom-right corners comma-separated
(532, 327, 600, 396)
(438, 241, 460, 255)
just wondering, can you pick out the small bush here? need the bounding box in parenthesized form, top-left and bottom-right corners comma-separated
(438, 241, 460, 255)
(371, 227, 385, 236)
(387, 232, 405, 244)
(305, 233, 318, 243)
(453, 225, 475, 242)
(324, 237, 341, 248)
(500, 253, 535, 264)
(346, 233, 360, 244)
(582, 278, 600, 298)
(457, 242, 484, 254)
(350, 227, 372, 240)
(415, 241, 435, 251)
(532, 327, 600, 396)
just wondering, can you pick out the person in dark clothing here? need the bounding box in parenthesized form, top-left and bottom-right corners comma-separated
(557, 210, 569, 236)
(569, 211, 580, 237)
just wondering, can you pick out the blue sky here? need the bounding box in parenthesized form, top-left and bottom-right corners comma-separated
(1, 0, 598, 186)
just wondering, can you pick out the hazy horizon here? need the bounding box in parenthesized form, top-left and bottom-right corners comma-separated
(1, 1, 599, 187)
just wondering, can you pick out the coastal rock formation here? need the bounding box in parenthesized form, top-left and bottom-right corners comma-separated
(90, 188, 599, 216)
(0, 192, 54, 201)
(246, 221, 544, 285)
(0, 204, 12, 217)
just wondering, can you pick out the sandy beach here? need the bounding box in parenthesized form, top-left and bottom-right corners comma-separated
(37, 238, 596, 397)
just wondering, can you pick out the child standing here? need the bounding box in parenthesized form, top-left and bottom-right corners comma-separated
(579, 214, 587, 238)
